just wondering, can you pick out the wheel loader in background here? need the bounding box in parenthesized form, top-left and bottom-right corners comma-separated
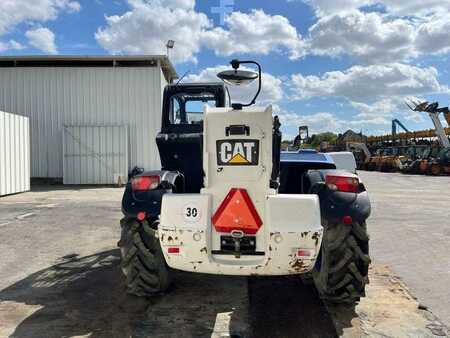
(402, 145, 440, 175)
(119, 60, 371, 305)
(366, 148, 386, 171)
(404, 100, 450, 175)
(429, 148, 450, 175)
(346, 142, 371, 170)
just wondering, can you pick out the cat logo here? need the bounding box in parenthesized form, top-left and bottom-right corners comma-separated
(216, 139, 259, 166)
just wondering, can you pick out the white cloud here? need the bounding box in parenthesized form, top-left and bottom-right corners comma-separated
(416, 18, 450, 55)
(95, 0, 449, 64)
(158, 0, 195, 10)
(185, 65, 283, 104)
(26, 27, 57, 54)
(380, 1, 450, 17)
(300, 1, 450, 63)
(350, 96, 424, 123)
(276, 106, 393, 136)
(289, 63, 446, 127)
(0, 0, 80, 35)
(278, 110, 347, 134)
(96, 2, 307, 63)
(302, 0, 369, 17)
(0, 40, 25, 52)
(303, 0, 450, 18)
(202, 9, 305, 60)
(290, 63, 447, 102)
(95, 0, 211, 64)
(350, 98, 402, 118)
(307, 10, 417, 63)
(349, 97, 423, 122)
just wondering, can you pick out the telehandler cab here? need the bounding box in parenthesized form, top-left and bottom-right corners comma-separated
(119, 60, 371, 304)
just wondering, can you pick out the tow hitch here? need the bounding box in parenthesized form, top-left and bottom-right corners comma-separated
(213, 230, 262, 258)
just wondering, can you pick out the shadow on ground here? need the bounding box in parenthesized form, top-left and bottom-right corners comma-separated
(0, 250, 358, 338)
(0, 250, 248, 338)
(0, 250, 149, 338)
(248, 277, 339, 338)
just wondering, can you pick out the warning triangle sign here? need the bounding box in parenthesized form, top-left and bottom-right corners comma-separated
(212, 188, 262, 234)
(228, 153, 250, 164)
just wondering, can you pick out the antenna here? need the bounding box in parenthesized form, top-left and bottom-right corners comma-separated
(175, 70, 190, 86)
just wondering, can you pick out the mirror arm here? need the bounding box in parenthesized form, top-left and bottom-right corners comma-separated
(225, 86, 232, 107)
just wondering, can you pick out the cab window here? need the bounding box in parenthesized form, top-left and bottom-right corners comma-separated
(169, 93, 217, 125)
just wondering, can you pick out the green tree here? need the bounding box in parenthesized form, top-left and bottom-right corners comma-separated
(309, 132, 338, 148)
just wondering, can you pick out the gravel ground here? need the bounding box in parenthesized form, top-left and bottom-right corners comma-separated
(0, 174, 448, 338)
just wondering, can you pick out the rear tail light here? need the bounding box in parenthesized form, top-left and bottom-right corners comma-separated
(212, 188, 263, 235)
(168, 247, 180, 254)
(342, 215, 353, 225)
(297, 249, 312, 257)
(137, 211, 146, 221)
(131, 175, 160, 191)
(325, 174, 359, 193)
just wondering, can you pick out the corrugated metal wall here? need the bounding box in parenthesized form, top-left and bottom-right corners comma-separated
(0, 67, 166, 179)
(0, 111, 30, 195)
(63, 125, 128, 184)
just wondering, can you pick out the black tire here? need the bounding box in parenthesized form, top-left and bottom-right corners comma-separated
(118, 218, 172, 296)
(430, 163, 441, 176)
(313, 221, 370, 305)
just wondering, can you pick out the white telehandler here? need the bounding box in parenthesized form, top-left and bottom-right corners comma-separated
(119, 60, 371, 304)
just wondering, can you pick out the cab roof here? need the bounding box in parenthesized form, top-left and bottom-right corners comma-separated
(167, 82, 225, 88)
(164, 82, 226, 96)
(280, 149, 335, 164)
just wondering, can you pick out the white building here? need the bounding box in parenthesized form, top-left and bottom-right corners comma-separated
(0, 55, 177, 184)
(0, 111, 30, 195)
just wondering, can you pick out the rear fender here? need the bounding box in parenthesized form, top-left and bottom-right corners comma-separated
(306, 170, 371, 224)
(121, 170, 184, 219)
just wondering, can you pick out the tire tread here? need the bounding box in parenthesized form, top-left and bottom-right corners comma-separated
(118, 218, 171, 296)
(313, 221, 370, 305)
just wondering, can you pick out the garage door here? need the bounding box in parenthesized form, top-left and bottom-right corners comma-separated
(63, 125, 128, 184)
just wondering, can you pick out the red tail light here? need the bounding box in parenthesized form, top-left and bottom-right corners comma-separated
(342, 215, 353, 225)
(212, 188, 262, 235)
(325, 175, 359, 193)
(137, 211, 146, 221)
(131, 176, 160, 191)
(297, 249, 312, 257)
(168, 247, 180, 254)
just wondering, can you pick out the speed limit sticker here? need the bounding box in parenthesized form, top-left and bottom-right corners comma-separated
(183, 204, 201, 223)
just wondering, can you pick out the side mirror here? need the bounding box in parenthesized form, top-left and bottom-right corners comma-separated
(216, 59, 262, 109)
(217, 69, 258, 86)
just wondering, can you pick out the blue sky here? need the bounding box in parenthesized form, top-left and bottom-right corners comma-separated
(1, 0, 450, 139)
